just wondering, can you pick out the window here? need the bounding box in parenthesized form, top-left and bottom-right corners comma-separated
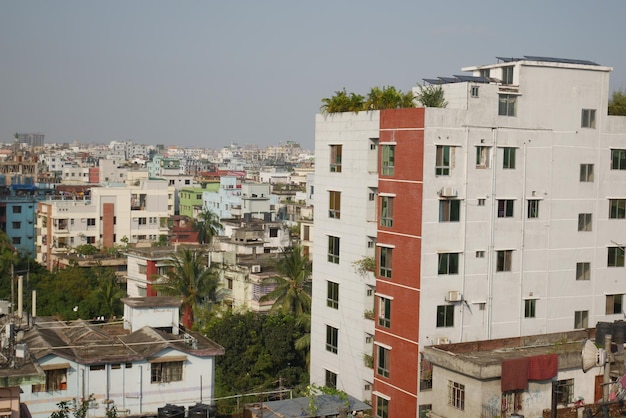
(329, 191, 341, 219)
(439, 200, 460, 222)
(501, 66, 514, 84)
(502, 147, 516, 169)
(378, 297, 391, 328)
(435, 145, 451, 175)
(556, 379, 574, 405)
(606, 294, 623, 315)
(576, 262, 590, 280)
(327, 236, 340, 264)
(581, 109, 596, 128)
(496, 250, 512, 272)
(575, 310, 588, 329)
(436, 305, 454, 327)
(527, 200, 540, 219)
(86, 237, 96, 244)
(269, 228, 278, 238)
(325, 370, 337, 389)
(578, 213, 592, 231)
(381, 145, 395, 176)
(87, 218, 96, 226)
(476, 250, 485, 258)
(32, 367, 68, 392)
(498, 94, 517, 116)
(12, 206, 21, 214)
(497, 200, 514, 218)
(11, 221, 21, 229)
(379, 247, 392, 278)
(327, 281, 339, 309)
(470, 85, 479, 98)
(580, 164, 594, 182)
(376, 396, 389, 418)
(326, 325, 338, 354)
(438, 253, 459, 275)
(476, 146, 490, 168)
(380, 196, 394, 227)
(151, 361, 183, 383)
(612, 149, 626, 170)
(524, 299, 536, 318)
(610, 199, 626, 219)
(478, 198, 486, 206)
(11, 237, 21, 245)
(330, 145, 342, 173)
(377, 346, 390, 378)
(448, 380, 465, 410)
(138, 264, 147, 274)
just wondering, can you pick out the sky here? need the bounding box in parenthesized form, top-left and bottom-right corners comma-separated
(1, 1, 625, 151)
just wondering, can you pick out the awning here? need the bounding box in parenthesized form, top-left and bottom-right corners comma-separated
(41, 363, 70, 371)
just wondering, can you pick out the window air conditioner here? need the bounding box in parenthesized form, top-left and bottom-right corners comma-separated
(251, 265, 261, 273)
(447, 290, 462, 302)
(436, 337, 450, 345)
(439, 187, 458, 198)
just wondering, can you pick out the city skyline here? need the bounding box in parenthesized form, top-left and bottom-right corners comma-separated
(2, 1, 626, 150)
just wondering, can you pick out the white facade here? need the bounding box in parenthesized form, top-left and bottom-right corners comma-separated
(311, 57, 626, 411)
(311, 112, 380, 401)
(36, 180, 173, 269)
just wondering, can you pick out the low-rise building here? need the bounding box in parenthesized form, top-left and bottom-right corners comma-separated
(422, 330, 604, 418)
(21, 296, 224, 418)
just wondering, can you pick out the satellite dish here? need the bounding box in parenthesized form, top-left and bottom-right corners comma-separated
(582, 339, 607, 373)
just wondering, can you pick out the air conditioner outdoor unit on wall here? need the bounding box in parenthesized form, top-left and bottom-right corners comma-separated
(447, 290, 462, 302)
(251, 265, 261, 273)
(436, 337, 450, 345)
(439, 187, 458, 198)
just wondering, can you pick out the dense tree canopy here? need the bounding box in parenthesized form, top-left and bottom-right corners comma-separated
(201, 311, 308, 413)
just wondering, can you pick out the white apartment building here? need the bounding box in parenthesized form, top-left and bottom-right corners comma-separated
(311, 56, 626, 417)
(36, 180, 173, 270)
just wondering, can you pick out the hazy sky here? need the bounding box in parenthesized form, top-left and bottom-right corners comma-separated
(1, 1, 625, 150)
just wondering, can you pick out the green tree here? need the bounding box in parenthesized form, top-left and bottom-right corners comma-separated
(74, 244, 99, 255)
(415, 83, 448, 108)
(259, 245, 312, 316)
(194, 209, 223, 245)
(153, 248, 220, 329)
(294, 312, 311, 368)
(609, 89, 626, 116)
(34, 265, 98, 319)
(94, 266, 126, 319)
(50, 394, 95, 418)
(320, 89, 353, 114)
(201, 311, 308, 413)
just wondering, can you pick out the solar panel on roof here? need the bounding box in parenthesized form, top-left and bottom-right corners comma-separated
(438, 77, 459, 83)
(523, 56, 599, 66)
(422, 78, 445, 85)
(496, 57, 520, 63)
(453, 74, 491, 83)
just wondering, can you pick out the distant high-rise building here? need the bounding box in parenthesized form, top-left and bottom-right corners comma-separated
(311, 56, 626, 417)
(15, 132, 44, 148)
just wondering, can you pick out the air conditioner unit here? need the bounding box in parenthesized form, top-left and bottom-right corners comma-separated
(436, 337, 450, 345)
(439, 187, 458, 198)
(251, 265, 261, 273)
(447, 290, 462, 302)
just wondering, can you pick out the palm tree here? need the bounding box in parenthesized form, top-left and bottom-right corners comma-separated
(194, 209, 223, 245)
(153, 248, 221, 329)
(295, 312, 311, 368)
(320, 89, 352, 115)
(259, 245, 312, 316)
(95, 268, 126, 319)
(415, 84, 448, 108)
